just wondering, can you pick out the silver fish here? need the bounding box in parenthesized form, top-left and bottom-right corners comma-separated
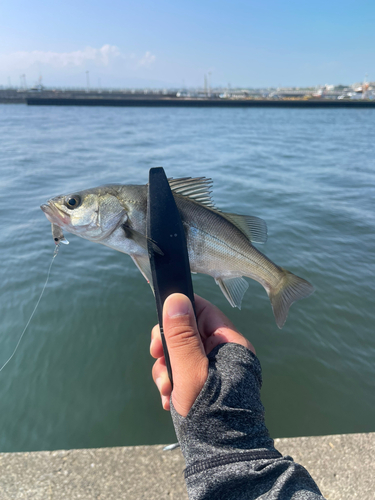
(51, 223, 69, 245)
(41, 177, 314, 328)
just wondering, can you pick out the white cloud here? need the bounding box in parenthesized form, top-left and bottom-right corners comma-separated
(0, 45, 155, 71)
(0, 45, 158, 87)
(138, 51, 156, 67)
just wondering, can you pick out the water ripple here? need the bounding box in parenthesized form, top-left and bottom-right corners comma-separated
(0, 104, 374, 451)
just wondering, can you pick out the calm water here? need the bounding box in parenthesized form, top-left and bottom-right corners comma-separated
(0, 104, 374, 453)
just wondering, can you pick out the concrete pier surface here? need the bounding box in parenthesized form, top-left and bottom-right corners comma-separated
(0, 432, 373, 499)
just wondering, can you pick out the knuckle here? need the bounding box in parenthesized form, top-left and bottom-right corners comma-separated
(166, 324, 198, 348)
(151, 325, 160, 339)
(152, 360, 161, 381)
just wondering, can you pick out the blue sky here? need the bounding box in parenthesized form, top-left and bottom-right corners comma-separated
(1, 0, 374, 88)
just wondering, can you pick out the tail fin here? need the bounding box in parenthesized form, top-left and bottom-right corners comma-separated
(268, 268, 315, 329)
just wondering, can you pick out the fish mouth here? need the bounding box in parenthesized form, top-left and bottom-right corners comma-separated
(40, 202, 70, 226)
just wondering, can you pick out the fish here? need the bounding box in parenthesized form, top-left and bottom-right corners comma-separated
(41, 177, 314, 328)
(51, 223, 69, 245)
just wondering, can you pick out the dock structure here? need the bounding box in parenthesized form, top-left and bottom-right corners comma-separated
(1, 89, 375, 107)
(25, 97, 375, 107)
(0, 433, 373, 499)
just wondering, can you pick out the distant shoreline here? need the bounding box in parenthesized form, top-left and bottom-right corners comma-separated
(25, 97, 375, 108)
(1, 90, 374, 107)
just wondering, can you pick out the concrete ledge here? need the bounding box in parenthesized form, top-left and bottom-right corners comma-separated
(0, 433, 373, 499)
(274, 433, 375, 500)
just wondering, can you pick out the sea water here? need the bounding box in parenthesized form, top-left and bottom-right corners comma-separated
(0, 104, 374, 452)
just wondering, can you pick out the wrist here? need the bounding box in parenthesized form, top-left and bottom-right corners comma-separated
(170, 343, 276, 468)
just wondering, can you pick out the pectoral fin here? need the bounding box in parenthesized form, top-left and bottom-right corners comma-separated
(121, 224, 163, 255)
(215, 276, 249, 309)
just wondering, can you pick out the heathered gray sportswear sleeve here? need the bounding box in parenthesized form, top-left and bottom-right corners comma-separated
(170, 343, 325, 500)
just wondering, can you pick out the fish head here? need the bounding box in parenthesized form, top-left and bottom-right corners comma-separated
(41, 185, 128, 241)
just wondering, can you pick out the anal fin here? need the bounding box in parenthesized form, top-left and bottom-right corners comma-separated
(215, 276, 249, 309)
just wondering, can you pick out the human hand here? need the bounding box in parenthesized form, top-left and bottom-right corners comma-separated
(150, 293, 255, 417)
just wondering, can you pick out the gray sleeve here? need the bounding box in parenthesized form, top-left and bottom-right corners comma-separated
(170, 343, 325, 500)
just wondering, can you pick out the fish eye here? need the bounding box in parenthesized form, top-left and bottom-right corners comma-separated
(65, 195, 81, 209)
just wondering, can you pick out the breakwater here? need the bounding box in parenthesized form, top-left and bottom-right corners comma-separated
(26, 97, 375, 107)
(1, 88, 374, 107)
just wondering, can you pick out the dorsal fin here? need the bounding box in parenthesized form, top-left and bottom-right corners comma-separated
(222, 213, 268, 244)
(168, 177, 216, 208)
(168, 177, 267, 243)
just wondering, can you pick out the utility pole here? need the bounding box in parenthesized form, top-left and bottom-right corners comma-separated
(20, 74, 27, 90)
(204, 74, 207, 96)
(363, 73, 369, 99)
(208, 71, 212, 97)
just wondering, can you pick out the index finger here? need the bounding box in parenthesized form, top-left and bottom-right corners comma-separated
(194, 294, 256, 355)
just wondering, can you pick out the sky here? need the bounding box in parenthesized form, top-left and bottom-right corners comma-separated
(0, 0, 374, 89)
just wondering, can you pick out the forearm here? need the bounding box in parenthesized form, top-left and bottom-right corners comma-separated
(171, 343, 325, 500)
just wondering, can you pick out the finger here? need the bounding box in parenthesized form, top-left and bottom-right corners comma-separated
(150, 324, 164, 359)
(152, 357, 172, 410)
(163, 294, 209, 417)
(194, 294, 256, 355)
(194, 294, 239, 336)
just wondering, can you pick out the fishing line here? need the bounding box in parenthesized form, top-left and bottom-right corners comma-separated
(0, 244, 60, 373)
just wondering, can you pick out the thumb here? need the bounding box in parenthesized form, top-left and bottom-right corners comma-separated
(163, 294, 209, 417)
